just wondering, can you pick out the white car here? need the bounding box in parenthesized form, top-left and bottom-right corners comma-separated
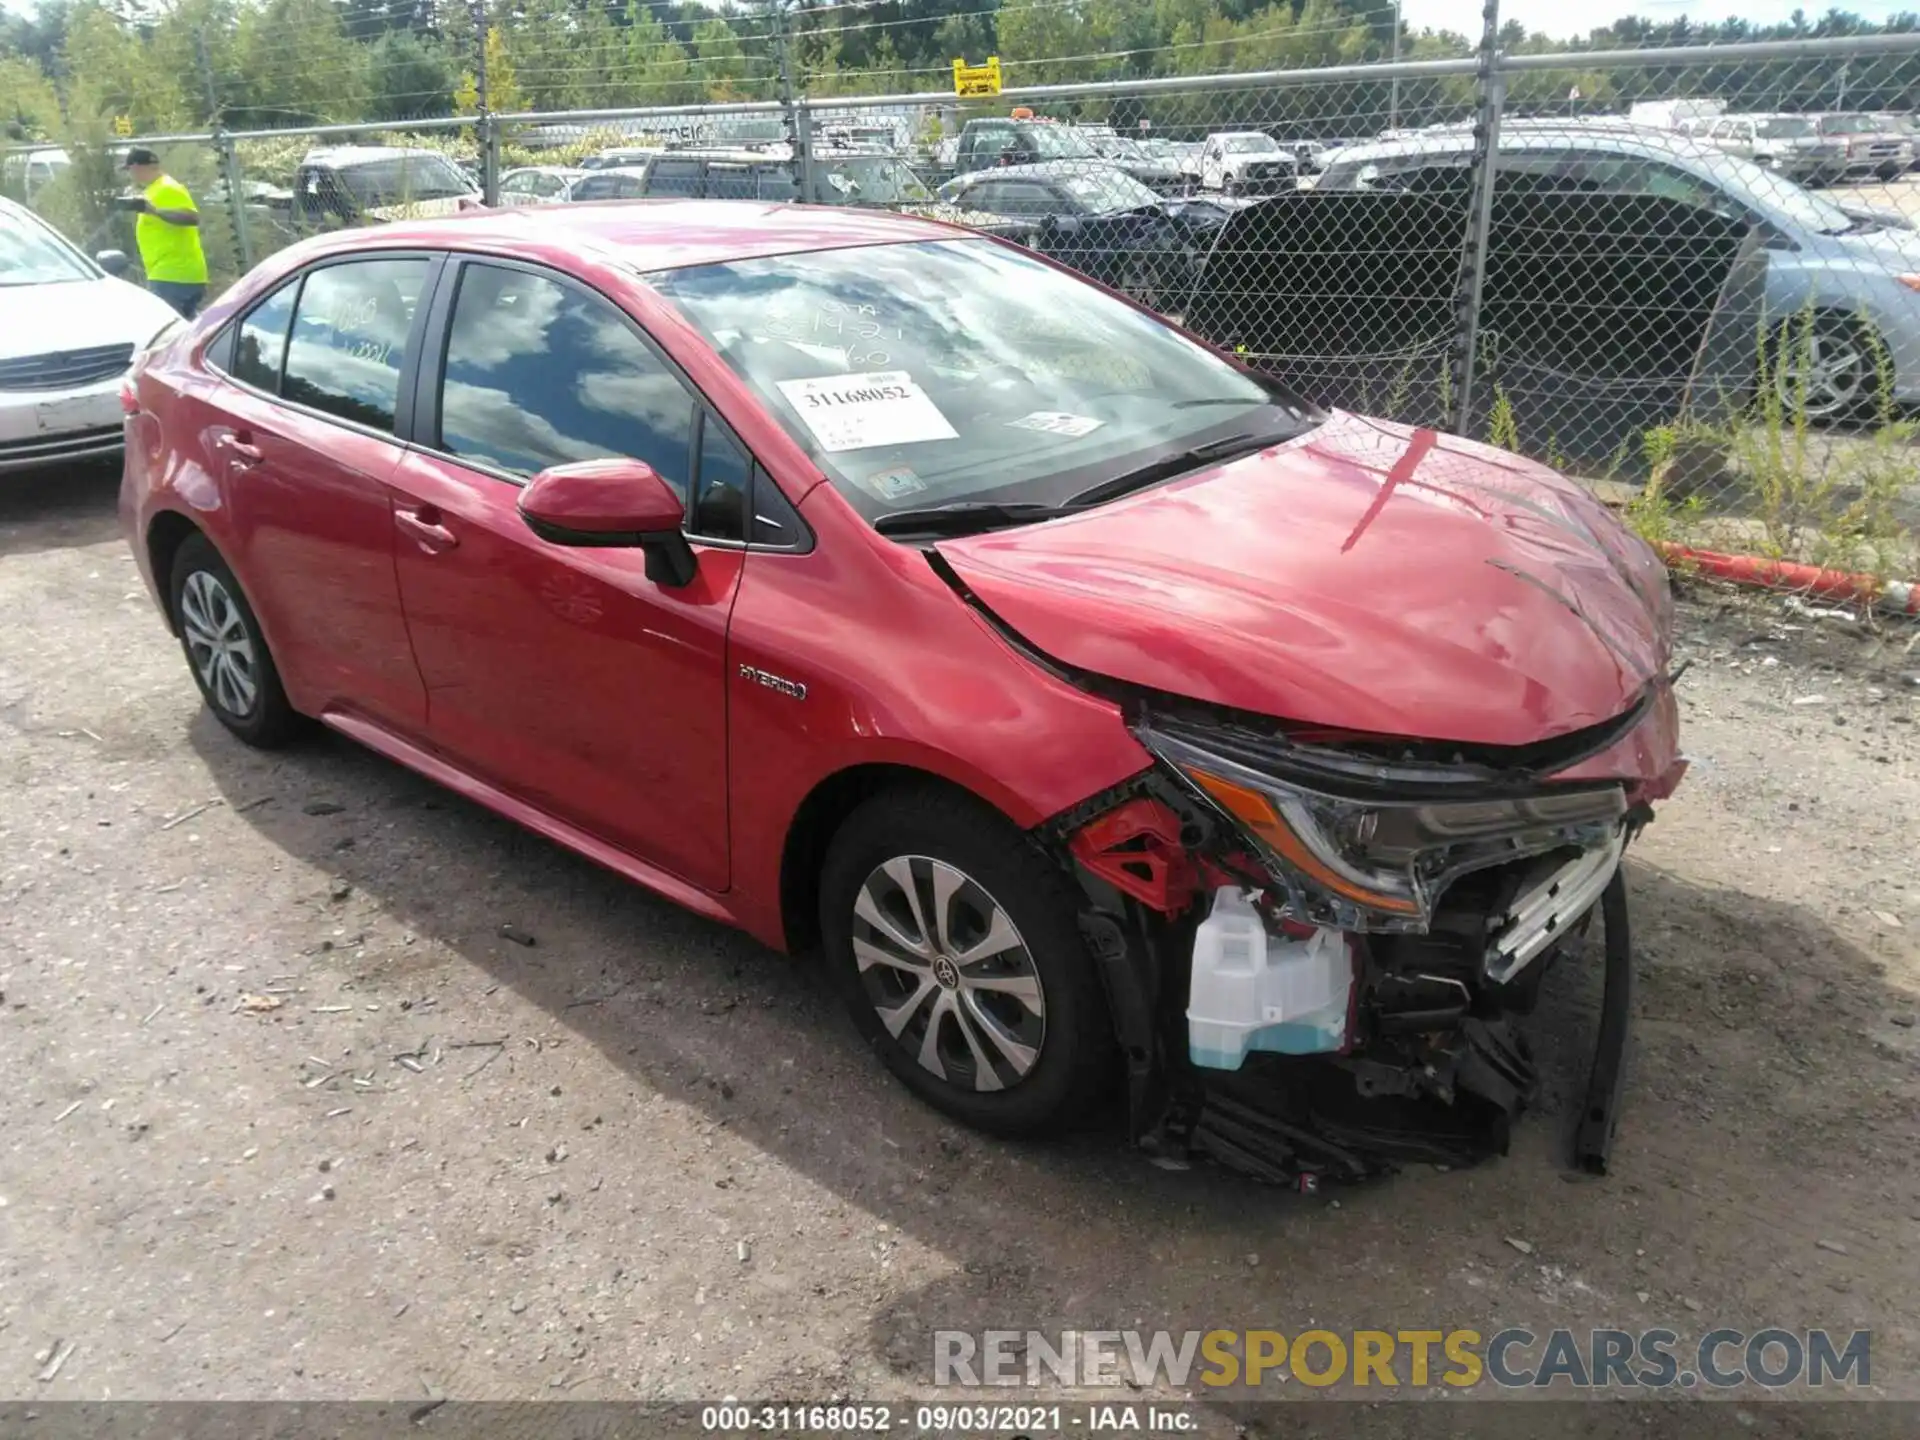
(498, 166, 585, 206)
(1197, 131, 1298, 194)
(0, 197, 182, 474)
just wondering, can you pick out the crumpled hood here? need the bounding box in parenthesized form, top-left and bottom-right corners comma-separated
(0, 277, 179, 362)
(935, 411, 1674, 748)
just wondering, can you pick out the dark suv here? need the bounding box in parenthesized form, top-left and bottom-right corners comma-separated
(569, 148, 932, 208)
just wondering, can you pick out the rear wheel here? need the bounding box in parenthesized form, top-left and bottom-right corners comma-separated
(820, 787, 1112, 1136)
(169, 533, 300, 747)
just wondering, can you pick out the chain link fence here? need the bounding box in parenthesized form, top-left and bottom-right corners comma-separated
(7, 29, 1920, 604)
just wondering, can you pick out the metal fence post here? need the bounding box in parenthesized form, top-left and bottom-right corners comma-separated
(1452, 0, 1503, 437)
(480, 112, 501, 205)
(773, 1, 814, 201)
(215, 129, 252, 272)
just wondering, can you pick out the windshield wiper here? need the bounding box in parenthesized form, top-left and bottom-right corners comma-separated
(1064, 429, 1297, 508)
(872, 501, 1074, 537)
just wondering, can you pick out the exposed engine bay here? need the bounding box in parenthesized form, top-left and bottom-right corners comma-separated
(1047, 696, 1673, 1188)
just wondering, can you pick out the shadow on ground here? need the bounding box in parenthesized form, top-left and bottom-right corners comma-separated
(182, 709, 1919, 1407)
(0, 461, 122, 559)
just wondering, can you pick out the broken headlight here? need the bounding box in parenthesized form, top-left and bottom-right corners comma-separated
(1141, 725, 1626, 932)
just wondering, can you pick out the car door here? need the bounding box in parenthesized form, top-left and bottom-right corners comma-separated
(385, 256, 742, 890)
(200, 254, 436, 730)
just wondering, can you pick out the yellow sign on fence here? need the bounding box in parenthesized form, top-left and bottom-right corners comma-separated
(952, 56, 1002, 98)
(113, 115, 133, 137)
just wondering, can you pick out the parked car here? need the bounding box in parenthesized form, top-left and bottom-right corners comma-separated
(1811, 113, 1913, 180)
(1872, 112, 1920, 171)
(580, 145, 667, 172)
(292, 146, 482, 228)
(1197, 132, 1299, 194)
(1, 146, 71, 202)
(933, 162, 1235, 309)
(1316, 122, 1920, 418)
(1075, 127, 1189, 193)
(949, 118, 1184, 194)
(498, 166, 585, 206)
(1629, 98, 1724, 133)
(121, 201, 1682, 1181)
(1700, 114, 1846, 185)
(0, 196, 182, 474)
(569, 147, 933, 209)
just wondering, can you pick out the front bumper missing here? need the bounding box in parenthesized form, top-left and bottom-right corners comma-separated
(1151, 869, 1634, 1186)
(1065, 798, 1638, 1188)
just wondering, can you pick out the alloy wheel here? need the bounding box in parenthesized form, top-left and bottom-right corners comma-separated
(179, 569, 259, 718)
(851, 855, 1047, 1093)
(1776, 325, 1870, 420)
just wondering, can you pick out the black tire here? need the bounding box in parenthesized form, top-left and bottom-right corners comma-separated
(820, 786, 1113, 1137)
(168, 532, 301, 747)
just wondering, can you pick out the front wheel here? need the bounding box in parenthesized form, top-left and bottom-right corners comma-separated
(1770, 313, 1885, 422)
(820, 788, 1113, 1136)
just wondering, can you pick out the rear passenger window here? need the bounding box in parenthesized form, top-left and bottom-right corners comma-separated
(436, 262, 695, 492)
(230, 281, 298, 392)
(279, 257, 427, 432)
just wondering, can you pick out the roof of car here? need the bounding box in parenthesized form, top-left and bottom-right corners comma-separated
(343, 198, 968, 272)
(1324, 122, 1727, 166)
(302, 145, 444, 166)
(948, 160, 1131, 184)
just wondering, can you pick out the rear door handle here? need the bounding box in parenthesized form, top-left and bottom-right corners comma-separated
(219, 432, 262, 466)
(395, 505, 458, 553)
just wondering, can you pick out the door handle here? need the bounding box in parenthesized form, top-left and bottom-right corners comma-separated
(219, 432, 262, 466)
(395, 505, 459, 553)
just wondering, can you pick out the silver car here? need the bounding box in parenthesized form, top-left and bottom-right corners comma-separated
(1702, 115, 1846, 186)
(1316, 122, 1920, 418)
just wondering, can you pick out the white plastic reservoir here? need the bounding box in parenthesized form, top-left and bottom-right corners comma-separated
(1187, 887, 1352, 1070)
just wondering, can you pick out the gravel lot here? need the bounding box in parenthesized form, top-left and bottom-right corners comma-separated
(3, 463, 1919, 1426)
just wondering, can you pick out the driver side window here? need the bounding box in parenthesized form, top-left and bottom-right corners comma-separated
(435, 262, 695, 492)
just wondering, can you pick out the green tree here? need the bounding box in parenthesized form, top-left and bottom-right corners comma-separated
(366, 28, 455, 119)
(232, 0, 371, 125)
(690, 17, 752, 101)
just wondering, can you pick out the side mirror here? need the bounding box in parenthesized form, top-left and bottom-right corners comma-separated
(96, 249, 130, 277)
(519, 458, 697, 588)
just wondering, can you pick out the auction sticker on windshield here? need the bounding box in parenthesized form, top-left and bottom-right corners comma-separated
(775, 371, 958, 453)
(1009, 411, 1104, 437)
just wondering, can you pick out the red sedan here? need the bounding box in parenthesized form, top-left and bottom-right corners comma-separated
(121, 201, 1684, 1181)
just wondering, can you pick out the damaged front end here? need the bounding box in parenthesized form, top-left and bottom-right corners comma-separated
(1049, 700, 1669, 1188)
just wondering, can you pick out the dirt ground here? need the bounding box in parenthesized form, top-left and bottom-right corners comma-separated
(3, 463, 1919, 1429)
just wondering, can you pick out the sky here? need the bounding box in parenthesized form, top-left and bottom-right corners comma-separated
(1402, 0, 1914, 39)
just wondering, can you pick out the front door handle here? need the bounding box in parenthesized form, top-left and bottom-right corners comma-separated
(395, 506, 458, 553)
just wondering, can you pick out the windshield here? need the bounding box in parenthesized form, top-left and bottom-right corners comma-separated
(1671, 144, 1856, 232)
(0, 211, 92, 285)
(1025, 125, 1099, 160)
(1223, 135, 1278, 153)
(652, 238, 1307, 524)
(1755, 117, 1814, 139)
(339, 154, 475, 204)
(1057, 167, 1162, 213)
(818, 156, 930, 204)
(1818, 113, 1882, 134)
